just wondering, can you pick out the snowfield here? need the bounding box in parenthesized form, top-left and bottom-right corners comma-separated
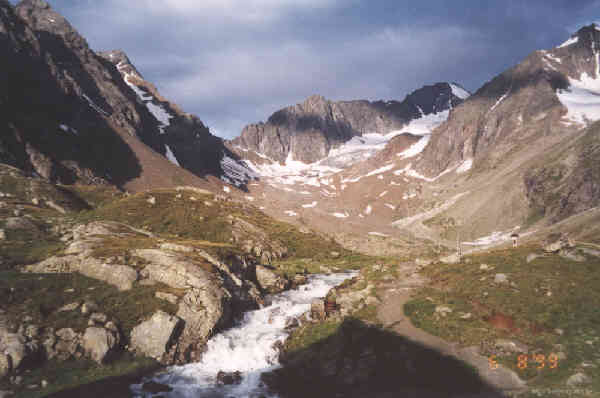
(556, 49, 600, 125)
(165, 145, 180, 167)
(397, 134, 431, 159)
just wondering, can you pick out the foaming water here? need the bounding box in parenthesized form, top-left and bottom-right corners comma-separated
(132, 272, 356, 398)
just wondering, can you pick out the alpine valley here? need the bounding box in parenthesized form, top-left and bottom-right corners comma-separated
(1, 1, 600, 398)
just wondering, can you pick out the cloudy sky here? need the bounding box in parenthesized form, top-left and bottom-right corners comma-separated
(11, 0, 600, 138)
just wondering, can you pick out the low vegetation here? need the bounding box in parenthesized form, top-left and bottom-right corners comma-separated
(404, 244, 600, 396)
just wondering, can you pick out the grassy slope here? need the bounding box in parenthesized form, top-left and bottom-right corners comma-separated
(404, 244, 600, 396)
(73, 189, 367, 277)
(1, 174, 374, 395)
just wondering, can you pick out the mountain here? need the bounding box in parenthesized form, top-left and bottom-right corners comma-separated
(98, 50, 255, 188)
(230, 82, 469, 164)
(0, 0, 249, 192)
(220, 26, 600, 254)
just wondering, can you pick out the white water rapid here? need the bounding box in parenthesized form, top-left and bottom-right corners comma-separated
(132, 271, 356, 398)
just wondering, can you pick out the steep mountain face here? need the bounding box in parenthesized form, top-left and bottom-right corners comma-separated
(221, 26, 600, 253)
(0, 0, 237, 192)
(406, 24, 600, 228)
(231, 82, 468, 164)
(415, 25, 600, 178)
(98, 50, 254, 188)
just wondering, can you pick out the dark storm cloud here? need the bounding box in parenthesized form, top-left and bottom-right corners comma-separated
(9, 0, 600, 138)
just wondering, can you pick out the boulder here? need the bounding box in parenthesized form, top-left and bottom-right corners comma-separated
(0, 230, 5, 240)
(135, 249, 232, 363)
(255, 265, 287, 294)
(54, 328, 80, 360)
(310, 299, 326, 321)
(130, 311, 182, 361)
(3, 217, 38, 231)
(216, 370, 242, 385)
(494, 339, 528, 354)
(559, 250, 585, 262)
(435, 306, 453, 317)
(439, 253, 460, 264)
(82, 327, 119, 364)
(0, 333, 26, 371)
(80, 302, 98, 315)
(88, 313, 108, 325)
(566, 372, 591, 386)
(135, 249, 210, 289)
(494, 273, 508, 284)
(76, 258, 138, 291)
(176, 286, 231, 362)
(0, 353, 11, 378)
(155, 292, 179, 305)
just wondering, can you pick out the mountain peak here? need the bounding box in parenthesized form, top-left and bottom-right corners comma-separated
(304, 94, 328, 105)
(17, 0, 50, 10)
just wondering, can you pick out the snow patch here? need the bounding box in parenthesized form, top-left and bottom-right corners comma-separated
(379, 191, 388, 198)
(366, 164, 395, 177)
(364, 204, 372, 215)
(223, 186, 231, 193)
(456, 158, 473, 173)
(82, 94, 109, 116)
(284, 210, 298, 217)
(389, 109, 450, 137)
(220, 155, 257, 187)
(58, 124, 78, 135)
(245, 196, 255, 202)
(450, 83, 471, 100)
(302, 201, 317, 208)
(556, 49, 600, 125)
(557, 36, 579, 48)
(331, 212, 349, 218)
(490, 90, 510, 112)
(368, 232, 389, 237)
(397, 134, 431, 159)
(164, 145, 180, 167)
(463, 227, 520, 246)
(384, 203, 396, 210)
(402, 192, 417, 200)
(545, 53, 563, 64)
(392, 192, 469, 228)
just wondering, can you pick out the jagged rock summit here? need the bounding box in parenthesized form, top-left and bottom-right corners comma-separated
(231, 82, 469, 164)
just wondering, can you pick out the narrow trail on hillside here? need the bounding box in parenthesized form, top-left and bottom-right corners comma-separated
(376, 262, 527, 395)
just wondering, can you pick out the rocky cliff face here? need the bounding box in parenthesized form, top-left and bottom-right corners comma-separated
(231, 83, 467, 164)
(415, 25, 600, 178)
(98, 50, 254, 188)
(0, 0, 233, 192)
(407, 24, 600, 226)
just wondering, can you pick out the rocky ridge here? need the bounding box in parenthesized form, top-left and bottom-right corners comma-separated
(1, 0, 227, 192)
(231, 82, 468, 164)
(98, 50, 254, 188)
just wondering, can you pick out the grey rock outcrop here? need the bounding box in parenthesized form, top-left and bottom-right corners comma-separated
(130, 311, 182, 361)
(255, 265, 287, 294)
(134, 248, 234, 362)
(25, 222, 139, 290)
(232, 83, 466, 164)
(82, 327, 119, 363)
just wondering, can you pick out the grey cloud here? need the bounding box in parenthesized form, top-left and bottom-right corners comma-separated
(8, 0, 600, 138)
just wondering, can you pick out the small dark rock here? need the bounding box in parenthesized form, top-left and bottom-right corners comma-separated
(216, 371, 242, 385)
(142, 381, 173, 393)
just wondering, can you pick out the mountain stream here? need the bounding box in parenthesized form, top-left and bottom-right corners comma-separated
(132, 271, 356, 398)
